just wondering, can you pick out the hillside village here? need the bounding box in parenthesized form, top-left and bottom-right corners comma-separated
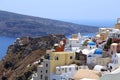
(31, 18, 120, 80)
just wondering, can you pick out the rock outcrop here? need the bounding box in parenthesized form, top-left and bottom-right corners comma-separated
(0, 34, 65, 80)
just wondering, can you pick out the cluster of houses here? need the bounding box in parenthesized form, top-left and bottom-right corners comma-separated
(31, 18, 120, 80)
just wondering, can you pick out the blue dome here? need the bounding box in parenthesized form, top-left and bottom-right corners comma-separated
(88, 55, 92, 57)
(94, 49, 103, 54)
(88, 41, 96, 45)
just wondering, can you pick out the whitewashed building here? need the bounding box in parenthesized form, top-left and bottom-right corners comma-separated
(65, 33, 82, 52)
(93, 65, 106, 71)
(50, 65, 89, 80)
(82, 41, 103, 64)
(87, 49, 104, 65)
(112, 53, 120, 64)
(107, 53, 120, 71)
(32, 60, 50, 80)
(108, 29, 120, 38)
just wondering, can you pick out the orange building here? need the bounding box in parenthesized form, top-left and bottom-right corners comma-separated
(54, 39, 66, 52)
(55, 45, 64, 52)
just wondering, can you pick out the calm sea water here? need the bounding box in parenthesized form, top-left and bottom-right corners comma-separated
(0, 36, 15, 59)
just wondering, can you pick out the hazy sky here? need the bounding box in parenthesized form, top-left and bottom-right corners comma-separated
(0, 0, 119, 26)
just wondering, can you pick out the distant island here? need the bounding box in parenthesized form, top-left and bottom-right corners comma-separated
(0, 10, 99, 37)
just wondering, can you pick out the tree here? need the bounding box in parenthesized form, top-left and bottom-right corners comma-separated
(107, 38, 112, 46)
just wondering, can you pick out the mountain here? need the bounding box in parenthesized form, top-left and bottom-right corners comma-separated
(0, 10, 99, 37)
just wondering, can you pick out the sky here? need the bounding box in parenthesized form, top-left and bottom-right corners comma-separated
(0, 0, 120, 26)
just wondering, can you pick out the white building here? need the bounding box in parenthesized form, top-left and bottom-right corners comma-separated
(108, 29, 120, 38)
(65, 33, 82, 52)
(108, 53, 120, 70)
(82, 41, 103, 64)
(112, 53, 120, 64)
(87, 49, 103, 64)
(50, 65, 89, 80)
(93, 65, 106, 71)
(32, 60, 50, 80)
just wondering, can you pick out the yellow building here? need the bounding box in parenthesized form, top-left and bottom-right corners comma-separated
(49, 52, 75, 73)
(32, 52, 75, 80)
(100, 31, 109, 41)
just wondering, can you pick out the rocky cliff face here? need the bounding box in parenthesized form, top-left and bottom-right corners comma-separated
(0, 35, 65, 80)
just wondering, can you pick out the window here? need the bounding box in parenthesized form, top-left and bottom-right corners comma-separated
(110, 66, 112, 69)
(65, 68, 67, 73)
(69, 68, 71, 71)
(55, 56, 59, 60)
(90, 46, 91, 49)
(56, 57, 58, 60)
(75, 67, 78, 70)
(41, 75, 43, 79)
(58, 68, 60, 71)
(46, 70, 48, 73)
(70, 56, 73, 59)
(62, 68, 64, 71)
(46, 64, 48, 67)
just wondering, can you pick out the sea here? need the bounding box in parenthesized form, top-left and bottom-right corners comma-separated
(0, 36, 15, 60)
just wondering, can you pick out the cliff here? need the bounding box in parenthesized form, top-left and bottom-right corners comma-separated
(0, 34, 65, 80)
